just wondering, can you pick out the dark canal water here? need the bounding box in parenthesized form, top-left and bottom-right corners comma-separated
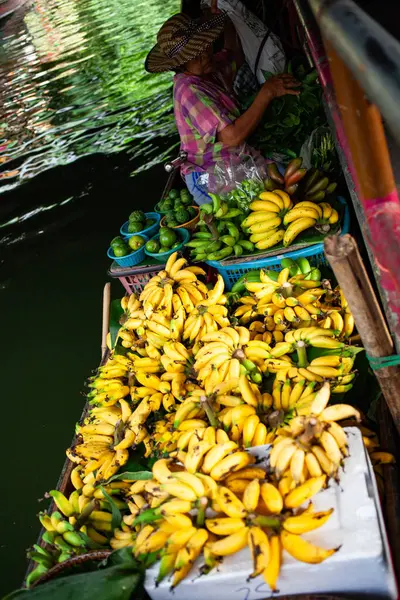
(0, 0, 179, 594)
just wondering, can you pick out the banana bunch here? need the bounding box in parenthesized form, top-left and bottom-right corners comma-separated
(139, 253, 208, 319)
(193, 325, 269, 393)
(92, 354, 131, 382)
(133, 458, 337, 589)
(270, 383, 361, 483)
(207, 477, 337, 589)
(239, 266, 320, 318)
(241, 190, 292, 250)
(36, 488, 117, 571)
(282, 201, 339, 247)
(316, 286, 355, 340)
(183, 304, 230, 345)
(301, 167, 338, 203)
(120, 292, 143, 318)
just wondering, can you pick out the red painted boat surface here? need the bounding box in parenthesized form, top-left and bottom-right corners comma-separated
(0, 0, 26, 19)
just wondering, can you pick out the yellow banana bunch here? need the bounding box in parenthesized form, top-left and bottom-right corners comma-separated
(139, 252, 208, 319)
(183, 303, 230, 345)
(270, 384, 360, 481)
(204, 476, 336, 588)
(285, 326, 344, 349)
(318, 202, 339, 226)
(243, 192, 292, 250)
(194, 326, 259, 393)
(120, 293, 142, 318)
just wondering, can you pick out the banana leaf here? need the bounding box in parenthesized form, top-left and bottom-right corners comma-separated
(109, 299, 124, 348)
(3, 550, 145, 600)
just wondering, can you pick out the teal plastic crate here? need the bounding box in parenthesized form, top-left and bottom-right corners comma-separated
(206, 197, 350, 290)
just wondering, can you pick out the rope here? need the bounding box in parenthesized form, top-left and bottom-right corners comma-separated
(367, 353, 400, 370)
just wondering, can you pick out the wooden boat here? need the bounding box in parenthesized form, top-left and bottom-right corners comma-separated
(0, 0, 27, 20)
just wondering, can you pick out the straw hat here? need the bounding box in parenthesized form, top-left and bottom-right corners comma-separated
(145, 12, 226, 73)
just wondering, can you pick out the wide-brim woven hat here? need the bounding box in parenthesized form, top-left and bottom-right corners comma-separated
(145, 12, 226, 73)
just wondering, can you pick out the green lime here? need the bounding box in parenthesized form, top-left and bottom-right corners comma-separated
(159, 246, 170, 254)
(128, 235, 145, 251)
(169, 189, 179, 199)
(159, 227, 177, 248)
(145, 239, 160, 253)
(113, 245, 129, 257)
(111, 236, 124, 247)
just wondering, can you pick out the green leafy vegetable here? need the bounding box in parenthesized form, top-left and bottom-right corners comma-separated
(251, 60, 327, 157)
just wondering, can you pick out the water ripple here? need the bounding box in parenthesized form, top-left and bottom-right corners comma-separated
(0, 0, 180, 190)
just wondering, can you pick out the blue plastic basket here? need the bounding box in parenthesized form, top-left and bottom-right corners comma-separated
(206, 197, 350, 290)
(144, 228, 190, 262)
(120, 212, 160, 239)
(107, 234, 149, 267)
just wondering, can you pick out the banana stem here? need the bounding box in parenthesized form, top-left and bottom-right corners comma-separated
(232, 348, 245, 361)
(281, 282, 293, 298)
(74, 500, 99, 530)
(196, 497, 208, 527)
(206, 219, 220, 241)
(252, 516, 281, 530)
(296, 341, 308, 368)
(200, 396, 219, 428)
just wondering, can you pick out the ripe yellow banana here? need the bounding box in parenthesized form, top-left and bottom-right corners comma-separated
(280, 530, 338, 564)
(201, 441, 238, 474)
(260, 482, 284, 514)
(216, 486, 247, 518)
(210, 451, 254, 481)
(283, 509, 334, 534)
(263, 534, 281, 591)
(255, 229, 285, 250)
(284, 475, 327, 509)
(205, 517, 245, 536)
(207, 527, 249, 556)
(242, 479, 260, 512)
(249, 526, 270, 578)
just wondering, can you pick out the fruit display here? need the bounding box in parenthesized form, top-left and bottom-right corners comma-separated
(126, 210, 156, 234)
(110, 234, 145, 257)
(187, 160, 341, 261)
(145, 227, 182, 255)
(20, 252, 394, 598)
(159, 188, 197, 227)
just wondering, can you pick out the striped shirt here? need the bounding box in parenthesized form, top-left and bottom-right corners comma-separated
(173, 51, 261, 175)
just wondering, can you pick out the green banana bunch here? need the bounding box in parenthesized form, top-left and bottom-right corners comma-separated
(300, 168, 337, 202)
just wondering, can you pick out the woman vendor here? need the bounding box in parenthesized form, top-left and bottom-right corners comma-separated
(145, 10, 299, 204)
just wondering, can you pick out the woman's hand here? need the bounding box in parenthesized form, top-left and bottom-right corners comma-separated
(260, 74, 301, 101)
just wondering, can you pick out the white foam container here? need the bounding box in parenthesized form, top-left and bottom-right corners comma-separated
(145, 428, 398, 599)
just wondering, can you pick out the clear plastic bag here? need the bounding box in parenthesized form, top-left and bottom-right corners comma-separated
(300, 126, 339, 173)
(208, 153, 266, 213)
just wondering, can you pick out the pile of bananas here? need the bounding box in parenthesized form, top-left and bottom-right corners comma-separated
(186, 159, 342, 262)
(106, 457, 338, 589)
(244, 195, 340, 250)
(26, 254, 393, 592)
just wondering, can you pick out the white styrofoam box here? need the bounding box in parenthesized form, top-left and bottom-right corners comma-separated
(145, 428, 397, 600)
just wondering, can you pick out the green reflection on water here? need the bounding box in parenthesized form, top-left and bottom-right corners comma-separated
(0, 0, 179, 188)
